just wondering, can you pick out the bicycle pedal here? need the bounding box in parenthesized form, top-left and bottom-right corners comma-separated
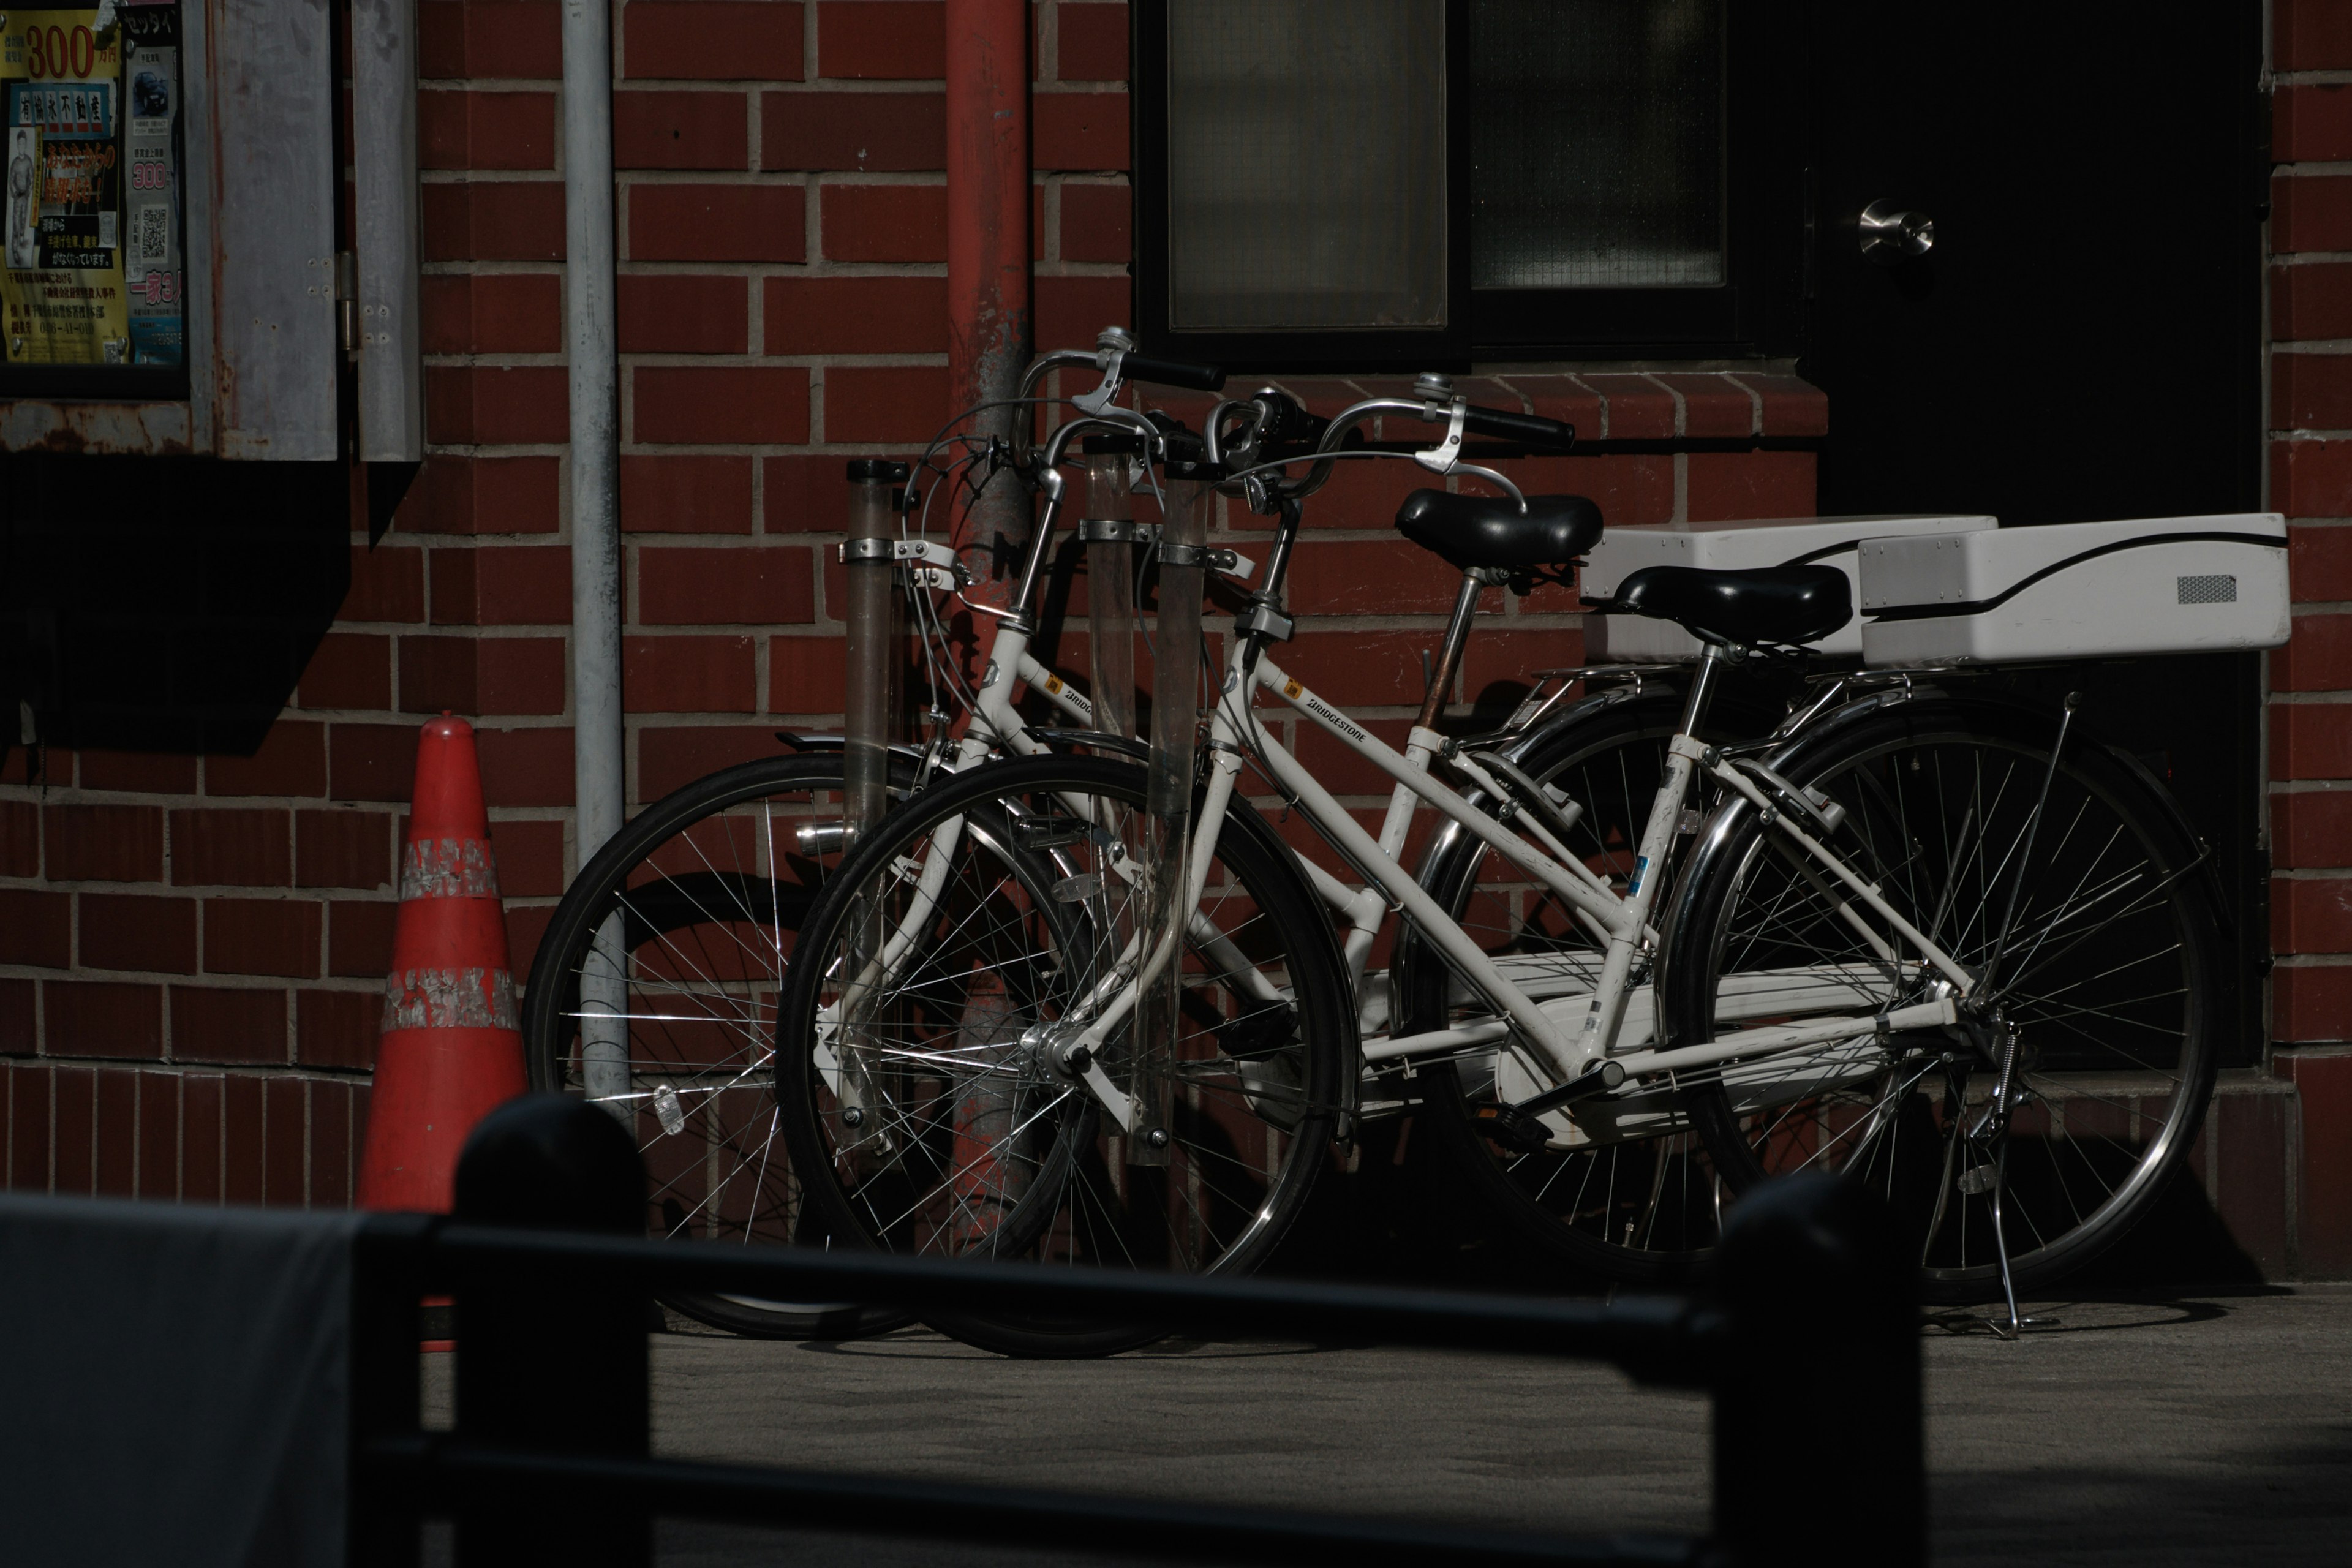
(1471, 1102, 1552, 1155)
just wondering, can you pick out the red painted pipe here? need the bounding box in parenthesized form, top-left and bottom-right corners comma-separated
(945, 0, 1033, 614)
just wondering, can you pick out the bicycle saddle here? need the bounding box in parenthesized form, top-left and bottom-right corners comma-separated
(1604, 565, 1852, 647)
(1394, 490, 1604, 573)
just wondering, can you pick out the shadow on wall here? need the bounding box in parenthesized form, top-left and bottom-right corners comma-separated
(0, 453, 352, 761)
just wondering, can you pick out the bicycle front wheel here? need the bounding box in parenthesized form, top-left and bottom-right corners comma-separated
(1658, 690, 2226, 1302)
(772, 753, 1350, 1356)
(522, 751, 914, 1339)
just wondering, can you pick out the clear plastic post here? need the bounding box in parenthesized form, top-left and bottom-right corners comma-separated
(838, 459, 906, 1147)
(1132, 458, 1212, 1166)
(1081, 436, 1141, 743)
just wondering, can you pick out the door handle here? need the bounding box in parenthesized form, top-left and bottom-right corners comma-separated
(1859, 199, 1934, 265)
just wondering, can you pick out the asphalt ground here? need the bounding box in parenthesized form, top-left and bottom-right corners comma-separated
(418, 1281, 2352, 1566)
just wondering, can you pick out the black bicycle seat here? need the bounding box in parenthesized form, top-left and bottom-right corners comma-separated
(1394, 490, 1603, 573)
(1603, 565, 1852, 647)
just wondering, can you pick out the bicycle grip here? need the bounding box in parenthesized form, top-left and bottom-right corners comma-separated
(1460, 405, 1574, 449)
(1120, 353, 1228, 393)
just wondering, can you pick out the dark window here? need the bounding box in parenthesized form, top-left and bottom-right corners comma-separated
(1132, 0, 1803, 371)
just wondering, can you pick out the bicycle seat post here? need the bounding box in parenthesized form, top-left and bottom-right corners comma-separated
(1417, 568, 1498, 730)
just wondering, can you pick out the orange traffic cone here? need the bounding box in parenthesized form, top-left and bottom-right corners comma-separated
(357, 715, 529, 1212)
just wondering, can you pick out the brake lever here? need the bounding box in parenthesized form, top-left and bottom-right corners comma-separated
(1414, 396, 1469, 476)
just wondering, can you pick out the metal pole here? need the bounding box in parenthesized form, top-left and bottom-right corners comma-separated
(945, 0, 1033, 620)
(564, 0, 627, 1112)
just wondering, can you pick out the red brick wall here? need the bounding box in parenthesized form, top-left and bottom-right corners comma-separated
(0, 0, 1819, 1207)
(2270, 0, 2352, 1273)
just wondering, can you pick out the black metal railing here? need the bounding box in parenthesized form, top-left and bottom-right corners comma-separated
(348, 1098, 1923, 1568)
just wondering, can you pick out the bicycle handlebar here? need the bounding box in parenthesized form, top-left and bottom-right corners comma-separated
(1120, 353, 1227, 393)
(1461, 405, 1574, 448)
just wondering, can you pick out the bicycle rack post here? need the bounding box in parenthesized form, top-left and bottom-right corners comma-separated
(451, 1095, 652, 1567)
(843, 459, 910, 843)
(1133, 457, 1215, 1166)
(1711, 1174, 1923, 1568)
(1081, 435, 1142, 742)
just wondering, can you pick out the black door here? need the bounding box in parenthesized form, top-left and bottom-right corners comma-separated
(1802, 1, 2269, 1056)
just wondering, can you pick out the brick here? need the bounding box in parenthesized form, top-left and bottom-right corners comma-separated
(1058, 181, 1129, 262)
(2275, 173, 2352, 255)
(1493, 454, 1674, 530)
(477, 727, 577, 807)
(1580, 374, 1675, 440)
(2274, 701, 2352, 779)
(170, 809, 293, 887)
(633, 366, 810, 443)
(395, 454, 562, 538)
(2280, 0, 2352, 69)
(1034, 274, 1132, 356)
(823, 364, 948, 443)
(638, 725, 786, 798)
(296, 989, 381, 1072)
(764, 276, 944, 356)
(0, 979, 30, 1055)
(1033, 90, 1128, 171)
(1291, 717, 1415, 797)
(761, 89, 943, 171)
(1288, 540, 1472, 616)
(47, 981, 164, 1060)
(0, 888, 69, 968)
(615, 89, 748, 170)
(203, 899, 323, 979)
(420, 273, 562, 356)
(52, 1066, 94, 1193)
(224, 1074, 265, 1202)
(181, 1072, 222, 1201)
(401, 635, 484, 714)
(45, 804, 164, 882)
(0, 799, 36, 876)
(312, 1078, 354, 1208)
(639, 545, 816, 624)
(424, 364, 570, 445)
(328, 724, 422, 803)
(768, 635, 847, 714)
(817, 1, 942, 78)
(206, 723, 328, 799)
(1271, 634, 1433, 709)
(627, 182, 805, 262)
(1687, 451, 1818, 522)
(419, 89, 556, 170)
(1651, 373, 1756, 439)
(626, 1, 804, 80)
(77, 749, 197, 792)
(136, 1071, 179, 1199)
(431, 544, 574, 625)
(2274, 263, 2352, 345)
(762, 454, 864, 532)
(2275, 613, 2352, 692)
(330, 900, 400, 979)
(7, 1058, 46, 1189)
(479, 639, 570, 715)
(296, 811, 394, 890)
(2278, 353, 2352, 434)
(489, 818, 568, 897)
(80, 894, 197, 973)
(2278, 1054, 2352, 1278)
(420, 0, 562, 78)
(347, 546, 426, 622)
(265, 1077, 308, 1205)
(298, 633, 394, 711)
(422, 181, 566, 262)
(2276, 790, 2352, 869)
(820, 182, 946, 260)
(2275, 873, 2352, 952)
(96, 1069, 136, 1196)
(624, 635, 758, 711)
(620, 454, 755, 533)
(507, 903, 556, 976)
(1729, 373, 1829, 438)
(617, 273, 748, 353)
(2275, 962, 2352, 1040)
(2277, 83, 2352, 162)
(1058, 2, 1126, 81)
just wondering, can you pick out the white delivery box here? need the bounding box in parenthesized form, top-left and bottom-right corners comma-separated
(1858, 513, 2290, 667)
(1581, 514, 1998, 661)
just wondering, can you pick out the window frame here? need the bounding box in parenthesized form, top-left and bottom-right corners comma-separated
(1129, 0, 1807, 372)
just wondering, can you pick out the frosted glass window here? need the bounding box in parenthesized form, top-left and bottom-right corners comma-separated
(1471, 0, 1725, 290)
(1166, 1, 1447, 332)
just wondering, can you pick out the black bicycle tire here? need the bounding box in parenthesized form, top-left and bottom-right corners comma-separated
(772, 753, 1352, 1358)
(522, 750, 919, 1341)
(1657, 691, 2226, 1303)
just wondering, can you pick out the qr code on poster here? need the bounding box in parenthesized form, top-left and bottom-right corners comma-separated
(134, 205, 168, 268)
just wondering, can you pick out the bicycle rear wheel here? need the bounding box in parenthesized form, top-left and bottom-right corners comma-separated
(522, 752, 914, 1339)
(1658, 690, 2226, 1302)
(772, 753, 1349, 1357)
